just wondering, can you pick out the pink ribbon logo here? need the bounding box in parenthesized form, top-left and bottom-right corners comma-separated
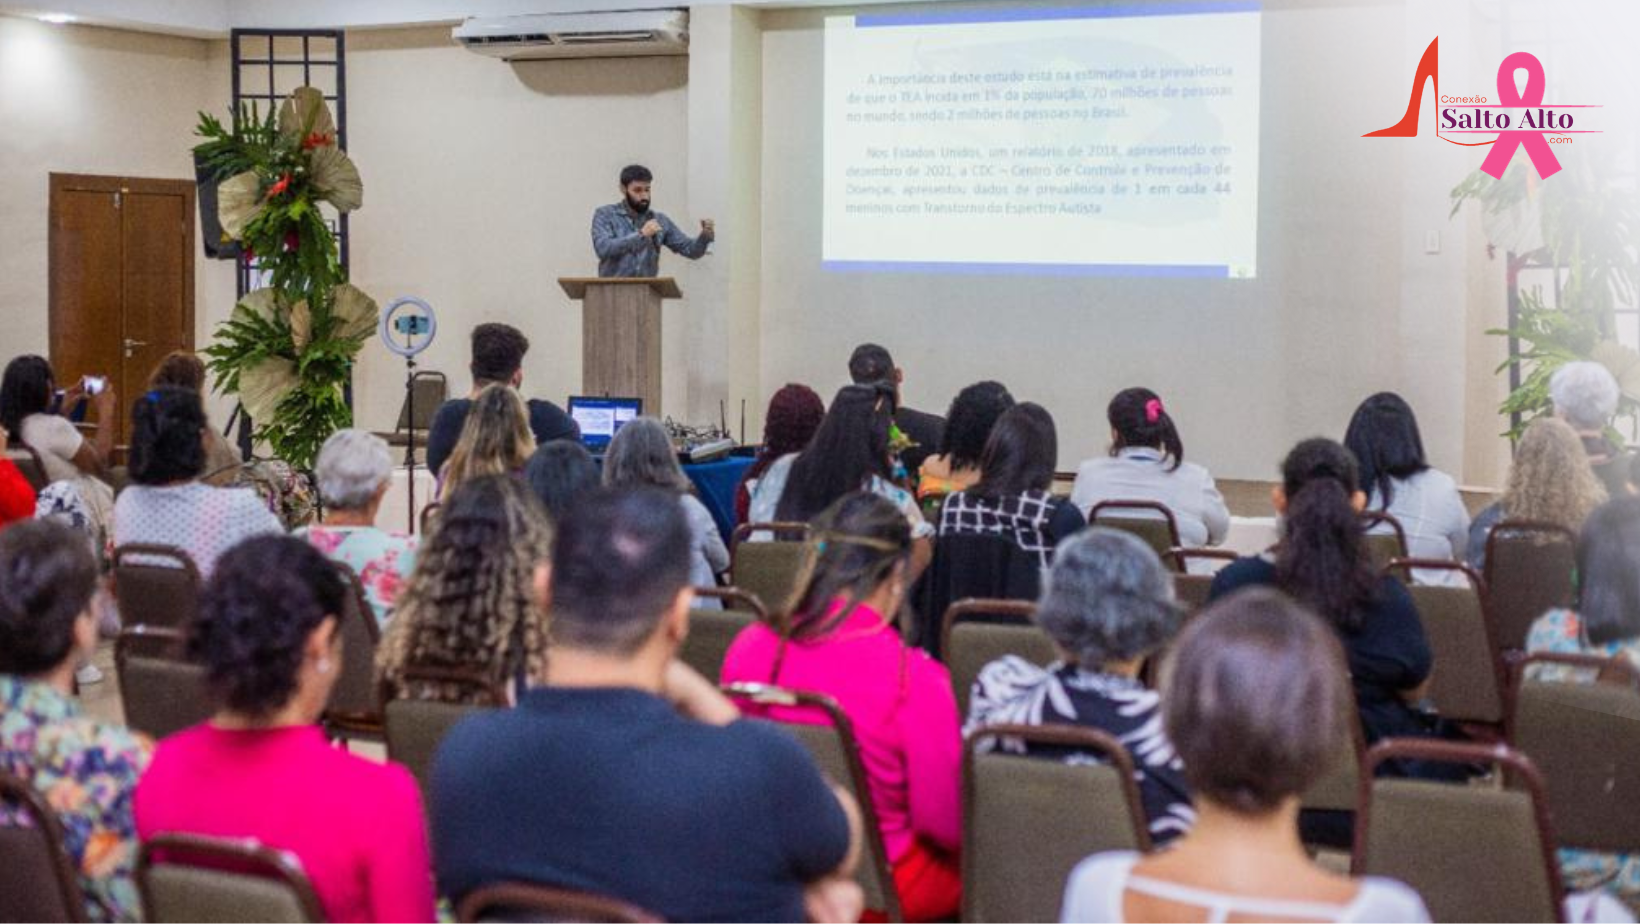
(1480, 52, 1562, 180)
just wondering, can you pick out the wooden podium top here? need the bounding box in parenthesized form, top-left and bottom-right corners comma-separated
(559, 277, 682, 300)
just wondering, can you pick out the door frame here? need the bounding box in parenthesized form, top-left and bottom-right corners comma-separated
(47, 171, 198, 378)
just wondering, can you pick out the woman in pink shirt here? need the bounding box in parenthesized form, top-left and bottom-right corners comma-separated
(135, 536, 435, 923)
(722, 491, 962, 922)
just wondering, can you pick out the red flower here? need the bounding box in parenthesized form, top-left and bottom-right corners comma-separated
(302, 131, 333, 150)
(265, 173, 292, 200)
(284, 230, 300, 252)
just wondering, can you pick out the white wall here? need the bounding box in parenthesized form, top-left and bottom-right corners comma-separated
(0, 15, 237, 418)
(757, 1, 1502, 482)
(341, 26, 689, 431)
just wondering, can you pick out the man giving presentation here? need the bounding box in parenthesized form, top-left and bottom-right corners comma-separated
(591, 164, 716, 278)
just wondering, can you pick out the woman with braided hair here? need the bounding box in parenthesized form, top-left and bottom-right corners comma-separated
(376, 475, 552, 705)
(722, 491, 962, 922)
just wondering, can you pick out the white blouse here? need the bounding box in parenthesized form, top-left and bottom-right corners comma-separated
(1069, 447, 1230, 548)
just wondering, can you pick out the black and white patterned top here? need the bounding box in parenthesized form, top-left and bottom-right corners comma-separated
(937, 488, 1084, 567)
(966, 656, 1195, 844)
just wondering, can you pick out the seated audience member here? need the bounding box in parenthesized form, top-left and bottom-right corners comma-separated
(1209, 439, 1449, 778)
(849, 343, 945, 474)
(134, 536, 434, 923)
(146, 350, 241, 485)
(376, 476, 552, 704)
(735, 383, 825, 525)
(297, 429, 416, 627)
(426, 323, 578, 478)
(437, 383, 533, 499)
(939, 402, 1085, 567)
(1344, 392, 1470, 583)
(1468, 417, 1606, 573)
(112, 387, 282, 577)
(1, 354, 117, 542)
(750, 384, 933, 550)
(1060, 588, 1431, 924)
(1070, 388, 1230, 547)
(1552, 361, 1632, 499)
(723, 492, 962, 922)
(1526, 496, 1640, 913)
(523, 439, 601, 523)
(967, 528, 1192, 844)
(0, 521, 150, 923)
(604, 417, 729, 600)
(431, 487, 863, 924)
(918, 380, 1014, 501)
(0, 425, 37, 527)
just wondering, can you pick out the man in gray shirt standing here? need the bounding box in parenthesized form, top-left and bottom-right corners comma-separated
(591, 164, 715, 278)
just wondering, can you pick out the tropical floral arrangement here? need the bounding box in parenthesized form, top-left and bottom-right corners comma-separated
(193, 87, 377, 469)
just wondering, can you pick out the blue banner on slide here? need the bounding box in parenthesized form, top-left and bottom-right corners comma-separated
(857, 2, 1260, 28)
(822, 260, 1231, 278)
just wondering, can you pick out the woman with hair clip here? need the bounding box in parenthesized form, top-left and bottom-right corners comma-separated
(1070, 387, 1230, 547)
(376, 475, 552, 705)
(1208, 439, 1451, 780)
(721, 492, 962, 922)
(1344, 392, 1469, 584)
(112, 387, 282, 577)
(437, 384, 534, 500)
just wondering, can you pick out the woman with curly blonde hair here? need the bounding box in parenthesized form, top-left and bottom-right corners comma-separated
(377, 475, 552, 704)
(438, 384, 534, 499)
(1468, 416, 1608, 572)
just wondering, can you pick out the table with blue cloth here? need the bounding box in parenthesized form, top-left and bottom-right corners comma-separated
(683, 455, 754, 544)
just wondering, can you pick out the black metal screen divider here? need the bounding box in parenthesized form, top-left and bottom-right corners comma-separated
(227, 28, 352, 442)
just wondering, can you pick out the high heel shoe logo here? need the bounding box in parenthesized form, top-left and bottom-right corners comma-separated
(1365, 37, 1576, 180)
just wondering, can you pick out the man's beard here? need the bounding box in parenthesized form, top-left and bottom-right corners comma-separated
(625, 195, 651, 213)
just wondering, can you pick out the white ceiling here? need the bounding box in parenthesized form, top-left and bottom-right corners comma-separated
(0, 0, 949, 37)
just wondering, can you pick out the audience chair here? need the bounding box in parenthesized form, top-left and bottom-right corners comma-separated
(116, 625, 211, 739)
(4, 443, 50, 492)
(1485, 520, 1577, 653)
(1509, 653, 1640, 860)
(322, 564, 384, 743)
(940, 599, 1056, 718)
(914, 532, 1046, 658)
(111, 544, 202, 632)
(455, 882, 661, 923)
(137, 833, 326, 923)
(722, 682, 904, 923)
(1086, 500, 1181, 568)
(375, 371, 447, 448)
(729, 522, 812, 618)
(962, 724, 1152, 923)
(1296, 688, 1366, 851)
(679, 587, 768, 684)
(1360, 511, 1409, 574)
(0, 770, 89, 923)
(1168, 548, 1238, 614)
(1384, 559, 1507, 732)
(1352, 739, 1565, 923)
(383, 667, 508, 804)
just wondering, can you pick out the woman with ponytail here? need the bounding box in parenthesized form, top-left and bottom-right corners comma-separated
(112, 387, 282, 576)
(1070, 387, 1230, 547)
(1207, 439, 1441, 768)
(722, 492, 962, 922)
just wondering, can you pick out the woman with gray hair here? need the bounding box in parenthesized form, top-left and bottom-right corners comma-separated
(604, 417, 730, 604)
(1552, 361, 1632, 498)
(966, 528, 1193, 843)
(296, 428, 417, 626)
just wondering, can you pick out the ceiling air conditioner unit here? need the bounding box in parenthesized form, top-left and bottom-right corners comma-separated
(453, 10, 689, 61)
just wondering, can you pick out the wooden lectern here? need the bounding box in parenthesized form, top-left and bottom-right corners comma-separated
(559, 277, 682, 417)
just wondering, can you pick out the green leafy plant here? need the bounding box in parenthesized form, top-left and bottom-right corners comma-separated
(194, 88, 375, 469)
(1452, 157, 1640, 439)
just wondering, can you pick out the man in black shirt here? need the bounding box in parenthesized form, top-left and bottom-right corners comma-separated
(430, 487, 863, 923)
(849, 343, 945, 474)
(425, 323, 580, 477)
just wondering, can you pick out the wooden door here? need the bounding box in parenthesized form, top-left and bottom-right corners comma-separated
(50, 174, 195, 447)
